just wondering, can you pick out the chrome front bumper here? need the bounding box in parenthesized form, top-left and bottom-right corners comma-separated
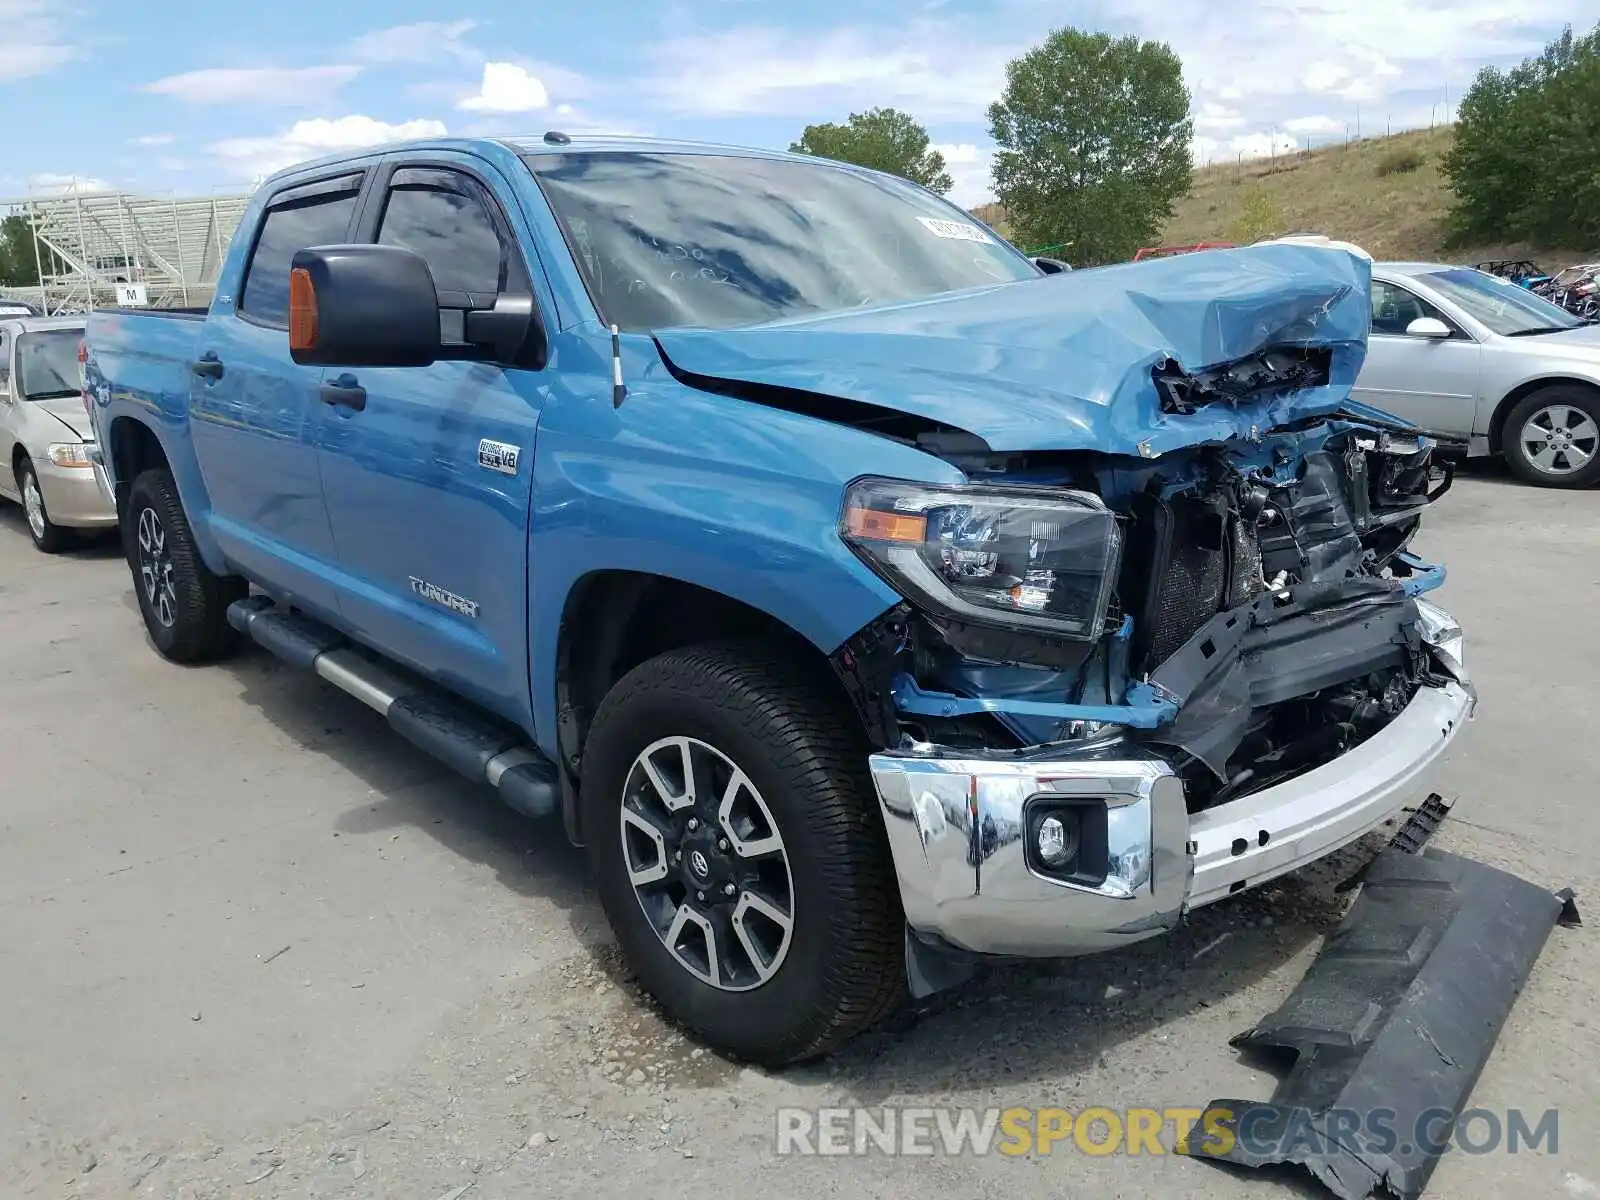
(868, 605, 1474, 958)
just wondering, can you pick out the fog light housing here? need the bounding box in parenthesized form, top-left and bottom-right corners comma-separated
(1023, 800, 1111, 884)
(1037, 814, 1078, 868)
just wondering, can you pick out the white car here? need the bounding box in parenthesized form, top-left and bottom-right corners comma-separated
(1352, 262, 1600, 487)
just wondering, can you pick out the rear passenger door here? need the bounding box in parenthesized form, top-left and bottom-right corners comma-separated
(314, 154, 547, 725)
(191, 172, 364, 616)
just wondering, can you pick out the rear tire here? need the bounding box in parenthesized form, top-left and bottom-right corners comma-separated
(16, 458, 67, 554)
(124, 467, 247, 662)
(581, 639, 904, 1066)
(1502, 385, 1600, 488)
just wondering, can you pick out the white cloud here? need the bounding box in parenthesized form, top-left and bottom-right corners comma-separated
(210, 115, 447, 178)
(130, 133, 175, 147)
(144, 66, 362, 106)
(1190, 130, 1300, 165)
(646, 23, 1017, 121)
(458, 62, 549, 113)
(1283, 115, 1344, 136)
(931, 142, 995, 207)
(1194, 102, 1246, 133)
(29, 172, 112, 195)
(0, 0, 76, 81)
(351, 20, 478, 64)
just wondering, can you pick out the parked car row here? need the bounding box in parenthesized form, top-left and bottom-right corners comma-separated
(1473, 257, 1600, 322)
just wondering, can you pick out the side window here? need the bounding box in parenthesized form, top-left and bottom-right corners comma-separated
(376, 170, 506, 299)
(0, 333, 9, 392)
(1370, 280, 1452, 336)
(239, 188, 360, 327)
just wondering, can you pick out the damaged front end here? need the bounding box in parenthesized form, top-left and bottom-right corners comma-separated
(833, 396, 1473, 975)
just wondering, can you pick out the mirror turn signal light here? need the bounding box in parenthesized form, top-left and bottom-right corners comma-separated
(288, 267, 318, 353)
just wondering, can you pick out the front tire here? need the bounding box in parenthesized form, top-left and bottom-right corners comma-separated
(16, 457, 67, 554)
(1503, 385, 1600, 488)
(581, 640, 904, 1066)
(124, 468, 247, 662)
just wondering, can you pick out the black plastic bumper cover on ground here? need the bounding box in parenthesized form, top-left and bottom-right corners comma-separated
(1179, 844, 1577, 1200)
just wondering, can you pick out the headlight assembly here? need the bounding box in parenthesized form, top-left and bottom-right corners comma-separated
(840, 477, 1122, 639)
(47, 442, 94, 469)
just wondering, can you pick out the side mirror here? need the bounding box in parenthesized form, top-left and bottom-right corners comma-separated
(1406, 316, 1452, 339)
(1033, 257, 1072, 274)
(289, 244, 441, 368)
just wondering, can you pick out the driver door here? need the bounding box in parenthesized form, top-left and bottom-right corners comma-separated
(1352, 278, 1482, 436)
(314, 153, 550, 725)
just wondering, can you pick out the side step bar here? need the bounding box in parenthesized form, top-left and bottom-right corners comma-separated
(227, 596, 558, 818)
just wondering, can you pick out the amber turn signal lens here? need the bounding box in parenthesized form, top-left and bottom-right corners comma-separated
(843, 506, 927, 543)
(288, 267, 318, 352)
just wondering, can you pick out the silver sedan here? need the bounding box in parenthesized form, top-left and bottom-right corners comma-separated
(1352, 262, 1600, 487)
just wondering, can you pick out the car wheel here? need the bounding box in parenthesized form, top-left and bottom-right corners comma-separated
(581, 639, 904, 1066)
(1503, 385, 1600, 488)
(15, 457, 68, 553)
(125, 467, 247, 662)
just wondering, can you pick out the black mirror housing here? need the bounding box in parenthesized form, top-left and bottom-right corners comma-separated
(289, 244, 441, 368)
(1033, 257, 1072, 274)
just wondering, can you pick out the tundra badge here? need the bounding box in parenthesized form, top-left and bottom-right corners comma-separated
(408, 576, 480, 619)
(477, 438, 520, 475)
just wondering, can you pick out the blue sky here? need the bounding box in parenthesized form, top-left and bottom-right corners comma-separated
(1, 0, 1588, 206)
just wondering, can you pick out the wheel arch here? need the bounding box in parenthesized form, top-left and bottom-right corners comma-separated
(106, 414, 171, 522)
(552, 569, 866, 845)
(1488, 376, 1600, 455)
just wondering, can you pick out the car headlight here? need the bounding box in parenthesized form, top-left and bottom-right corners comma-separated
(47, 442, 94, 468)
(840, 477, 1122, 639)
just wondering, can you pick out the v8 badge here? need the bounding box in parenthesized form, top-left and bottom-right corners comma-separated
(477, 439, 520, 476)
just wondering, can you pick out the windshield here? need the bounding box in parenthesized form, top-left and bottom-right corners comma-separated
(16, 329, 83, 399)
(1421, 268, 1582, 336)
(524, 151, 1039, 332)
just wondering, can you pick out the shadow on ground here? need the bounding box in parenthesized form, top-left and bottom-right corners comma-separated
(210, 634, 1389, 1104)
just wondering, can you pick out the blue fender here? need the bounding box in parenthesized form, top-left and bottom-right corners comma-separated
(525, 332, 964, 758)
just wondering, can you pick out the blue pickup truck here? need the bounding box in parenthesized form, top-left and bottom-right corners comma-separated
(83, 133, 1473, 1065)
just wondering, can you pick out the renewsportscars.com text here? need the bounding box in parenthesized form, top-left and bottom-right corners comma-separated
(773, 1105, 1560, 1158)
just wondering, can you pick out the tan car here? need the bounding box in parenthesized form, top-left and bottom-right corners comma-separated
(0, 316, 115, 552)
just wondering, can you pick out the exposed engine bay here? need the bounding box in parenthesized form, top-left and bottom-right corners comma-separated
(832, 417, 1460, 815)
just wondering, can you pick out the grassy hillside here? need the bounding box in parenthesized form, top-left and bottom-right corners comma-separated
(976, 128, 1595, 268)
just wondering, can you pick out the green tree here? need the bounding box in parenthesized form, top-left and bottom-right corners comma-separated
(1230, 189, 1285, 244)
(1444, 22, 1600, 247)
(0, 213, 41, 287)
(987, 28, 1193, 265)
(790, 108, 954, 194)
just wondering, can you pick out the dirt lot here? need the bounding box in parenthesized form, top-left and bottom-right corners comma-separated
(1, 465, 1595, 1200)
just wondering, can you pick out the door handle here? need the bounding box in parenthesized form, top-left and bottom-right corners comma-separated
(320, 374, 366, 412)
(190, 352, 224, 380)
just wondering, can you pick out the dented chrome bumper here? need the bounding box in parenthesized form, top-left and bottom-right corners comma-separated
(868, 601, 1473, 958)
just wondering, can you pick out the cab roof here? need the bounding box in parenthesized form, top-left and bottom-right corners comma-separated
(258, 133, 855, 192)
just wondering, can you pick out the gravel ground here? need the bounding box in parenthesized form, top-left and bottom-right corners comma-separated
(0, 463, 1595, 1200)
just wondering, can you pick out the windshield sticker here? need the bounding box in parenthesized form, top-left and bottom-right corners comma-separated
(917, 217, 994, 245)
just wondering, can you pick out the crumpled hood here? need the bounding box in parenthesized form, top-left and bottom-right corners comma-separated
(39, 397, 93, 441)
(654, 243, 1373, 456)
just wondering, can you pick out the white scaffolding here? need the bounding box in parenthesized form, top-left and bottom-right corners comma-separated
(0, 189, 254, 314)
